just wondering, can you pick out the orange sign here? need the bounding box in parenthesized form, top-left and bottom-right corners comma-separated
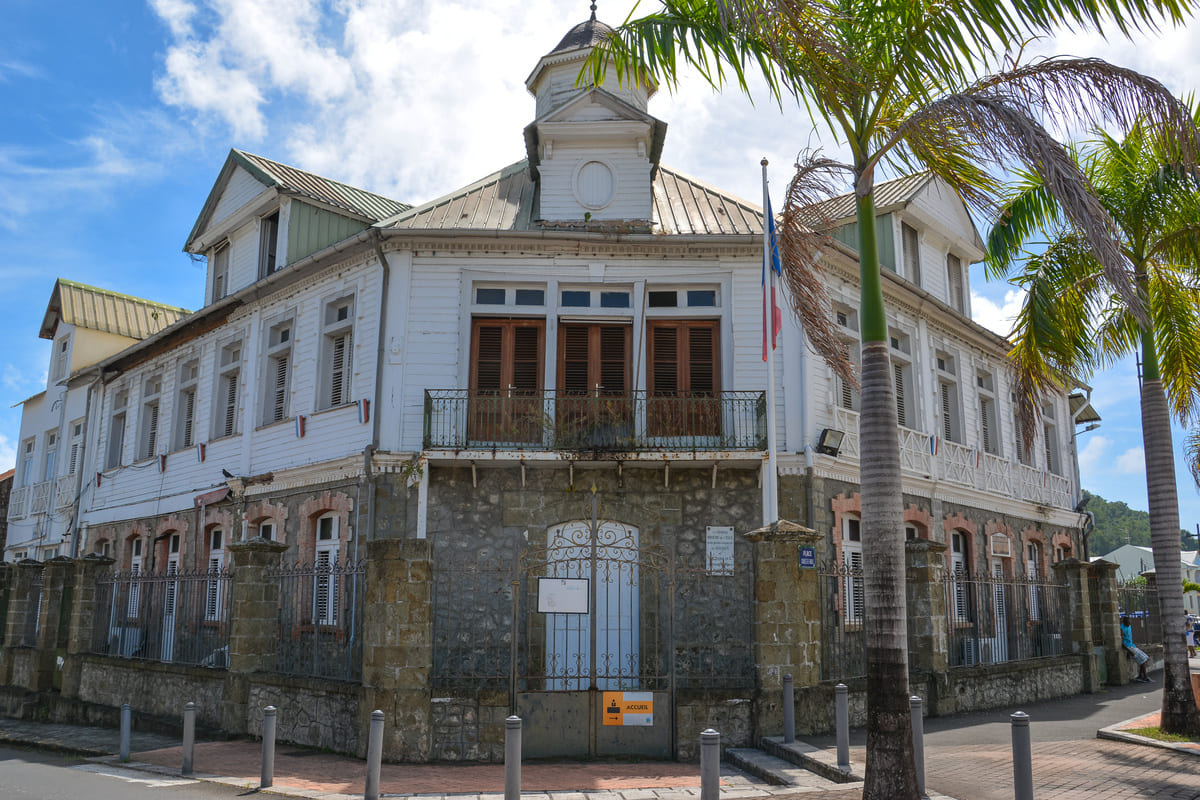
(602, 692, 654, 726)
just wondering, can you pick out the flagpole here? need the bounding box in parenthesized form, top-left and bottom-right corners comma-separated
(762, 158, 779, 525)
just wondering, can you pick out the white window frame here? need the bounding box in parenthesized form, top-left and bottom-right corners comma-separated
(214, 341, 242, 439)
(67, 419, 84, 476)
(20, 438, 35, 487)
(258, 521, 275, 542)
(950, 531, 971, 623)
(319, 297, 355, 410)
(834, 305, 861, 413)
(211, 242, 230, 303)
(1027, 542, 1041, 621)
(314, 514, 340, 625)
(174, 360, 199, 450)
(946, 252, 965, 313)
(890, 330, 913, 428)
(205, 529, 225, 621)
(127, 538, 143, 619)
(842, 515, 864, 624)
(977, 369, 1000, 456)
(471, 283, 548, 310)
(259, 211, 280, 278)
(52, 336, 70, 382)
(262, 319, 294, 425)
(1043, 402, 1062, 475)
(41, 430, 57, 483)
(106, 390, 128, 469)
(137, 375, 163, 461)
(901, 222, 922, 286)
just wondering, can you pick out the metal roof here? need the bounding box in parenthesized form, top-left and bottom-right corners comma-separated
(805, 173, 933, 224)
(549, 13, 615, 55)
(378, 161, 763, 236)
(233, 150, 410, 221)
(40, 279, 190, 341)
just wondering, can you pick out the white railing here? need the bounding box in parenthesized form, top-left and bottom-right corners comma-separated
(54, 476, 75, 510)
(822, 410, 1074, 511)
(30, 481, 51, 515)
(940, 440, 975, 487)
(8, 486, 29, 519)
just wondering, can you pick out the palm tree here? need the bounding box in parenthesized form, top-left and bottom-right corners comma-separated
(986, 123, 1200, 734)
(585, 1, 1200, 794)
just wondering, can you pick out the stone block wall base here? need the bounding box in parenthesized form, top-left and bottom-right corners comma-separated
(361, 688, 432, 762)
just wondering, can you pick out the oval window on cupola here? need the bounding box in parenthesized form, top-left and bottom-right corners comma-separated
(576, 160, 615, 209)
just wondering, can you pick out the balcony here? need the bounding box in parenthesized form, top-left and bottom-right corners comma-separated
(30, 481, 51, 515)
(832, 407, 1073, 510)
(55, 476, 75, 510)
(423, 389, 767, 453)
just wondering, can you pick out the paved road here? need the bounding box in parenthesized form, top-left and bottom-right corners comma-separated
(0, 745, 245, 800)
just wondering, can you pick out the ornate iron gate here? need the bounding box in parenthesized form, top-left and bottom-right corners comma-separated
(431, 499, 753, 760)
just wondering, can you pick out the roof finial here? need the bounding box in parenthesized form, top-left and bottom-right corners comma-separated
(590, 1, 597, 21)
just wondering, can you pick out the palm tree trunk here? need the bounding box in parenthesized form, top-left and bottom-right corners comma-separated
(1140, 332, 1200, 734)
(856, 191, 919, 799)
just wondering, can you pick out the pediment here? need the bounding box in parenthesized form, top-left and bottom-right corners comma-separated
(537, 87, 658, 127)
(184, 156, 275, 253)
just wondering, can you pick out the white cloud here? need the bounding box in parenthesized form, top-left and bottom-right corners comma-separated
(1116, 446, 1146, 475)
(971, 287, 1023, 337)
(147, 0, 198, 38)
(1077, 434, 1111, 475)
(0, 431, 15, 472)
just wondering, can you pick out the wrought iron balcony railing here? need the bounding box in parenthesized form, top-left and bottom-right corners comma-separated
(423, 389, 767, 453)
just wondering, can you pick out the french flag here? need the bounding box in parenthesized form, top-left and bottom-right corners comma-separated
(762, 196, 783, 362)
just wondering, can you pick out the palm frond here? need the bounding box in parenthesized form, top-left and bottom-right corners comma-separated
(778, 150, 857, 386)
(1184, 426, 1200, 490)
(1148, 268, 1200, 422)
(984, 172, 1062, 279)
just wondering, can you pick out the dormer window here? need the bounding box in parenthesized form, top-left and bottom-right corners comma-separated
(212, 243, 230, 303)
(947, 253, 965, 312)
(902, 222, 922, 285)
(259, 212, 280, 277)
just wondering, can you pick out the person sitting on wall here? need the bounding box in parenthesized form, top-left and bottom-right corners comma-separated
(1120, 615, 1152, 683)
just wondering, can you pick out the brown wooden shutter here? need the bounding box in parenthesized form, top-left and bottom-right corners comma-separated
(469, 318, 545, 443)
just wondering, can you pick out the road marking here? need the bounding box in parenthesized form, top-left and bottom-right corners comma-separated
(72, 763, 200, 787)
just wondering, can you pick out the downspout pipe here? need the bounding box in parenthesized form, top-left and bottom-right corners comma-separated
(365, 230, 391, 541)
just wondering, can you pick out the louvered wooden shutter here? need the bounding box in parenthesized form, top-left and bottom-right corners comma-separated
(181, 391, 195, 447)
(511, 326, 540, 393)
(1015, 412, 1028, 464)
(223, 374, 238, 437)
(68, 443, 79, 475)
(649, 325, 679, 396)
(894, 363, 907, 427)
(473, 324, 504, 393)
(599, 326, 628, 395)
(145, 403, 159, 458)
(903, 223, 921, 284)
(271, 356, 289, 422)
(329, 333, 352, 406)
(315, 550, 334, 624)
(940, 383, 953, 441)
(561, 325, 590, 395)
(980, 398, 993, 454)
(948, 254, 964, 311)
(206, 557, 221, 620)
(687, 325, 715, 395)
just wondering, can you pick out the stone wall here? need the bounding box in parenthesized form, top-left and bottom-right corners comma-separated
(247, 676, 361, 753)
(77, 656, 228, 728)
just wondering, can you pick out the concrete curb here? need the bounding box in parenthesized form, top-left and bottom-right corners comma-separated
(1097, 716, 1200, 758)
(0, 730, 112, 758)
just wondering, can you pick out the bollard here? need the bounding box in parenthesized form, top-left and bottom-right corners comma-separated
(119, 704, 131, 763)
(364, 709, 384, 800)
(835, 683, 850, 774)
(1011, 711, 1033, 800)
(505, 715, 522, 800)
(700, 728, 720, 800)
(182, 702, 195, 776)
(910, 696, 926, 799)
(261, 706, 277, 789)
(783, 674, 795, 744)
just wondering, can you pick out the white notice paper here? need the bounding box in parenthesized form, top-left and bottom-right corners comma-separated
(705, 526, 735, 575)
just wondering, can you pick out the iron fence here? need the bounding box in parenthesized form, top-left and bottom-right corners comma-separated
(423, 389, 767, 452)
(91, 567, 233, 666)
(1117, 582, 1160, 645)
(819, 562, 866, 681)
(21, 569, 44, 647)
(945, 572, 1070, 667)
(270, 558, 366, 682)
(431, 546, 755, 695)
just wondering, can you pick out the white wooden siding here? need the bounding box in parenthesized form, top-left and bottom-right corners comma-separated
(538, 144, 653, 221)
(209, 167, 267, 233)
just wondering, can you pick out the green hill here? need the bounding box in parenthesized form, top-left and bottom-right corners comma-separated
(1083, 490, 1198, 556)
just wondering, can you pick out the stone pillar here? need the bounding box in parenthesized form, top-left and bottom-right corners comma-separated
(360, 538, 433, 762)
(28, 556, 77, 692)
(2, 560, 45, 690)
(225, 539, 288, 730)
(60, 555, 115, 699)
(0, 561, 12, 684)
(743, 520, 823, 739)
(1089, 560, 1127, 684)
(1052, 558, 1099, 692)
(905, 539, 948, 675)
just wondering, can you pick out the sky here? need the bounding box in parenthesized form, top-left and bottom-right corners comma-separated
(2, 0, 1200, 541)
